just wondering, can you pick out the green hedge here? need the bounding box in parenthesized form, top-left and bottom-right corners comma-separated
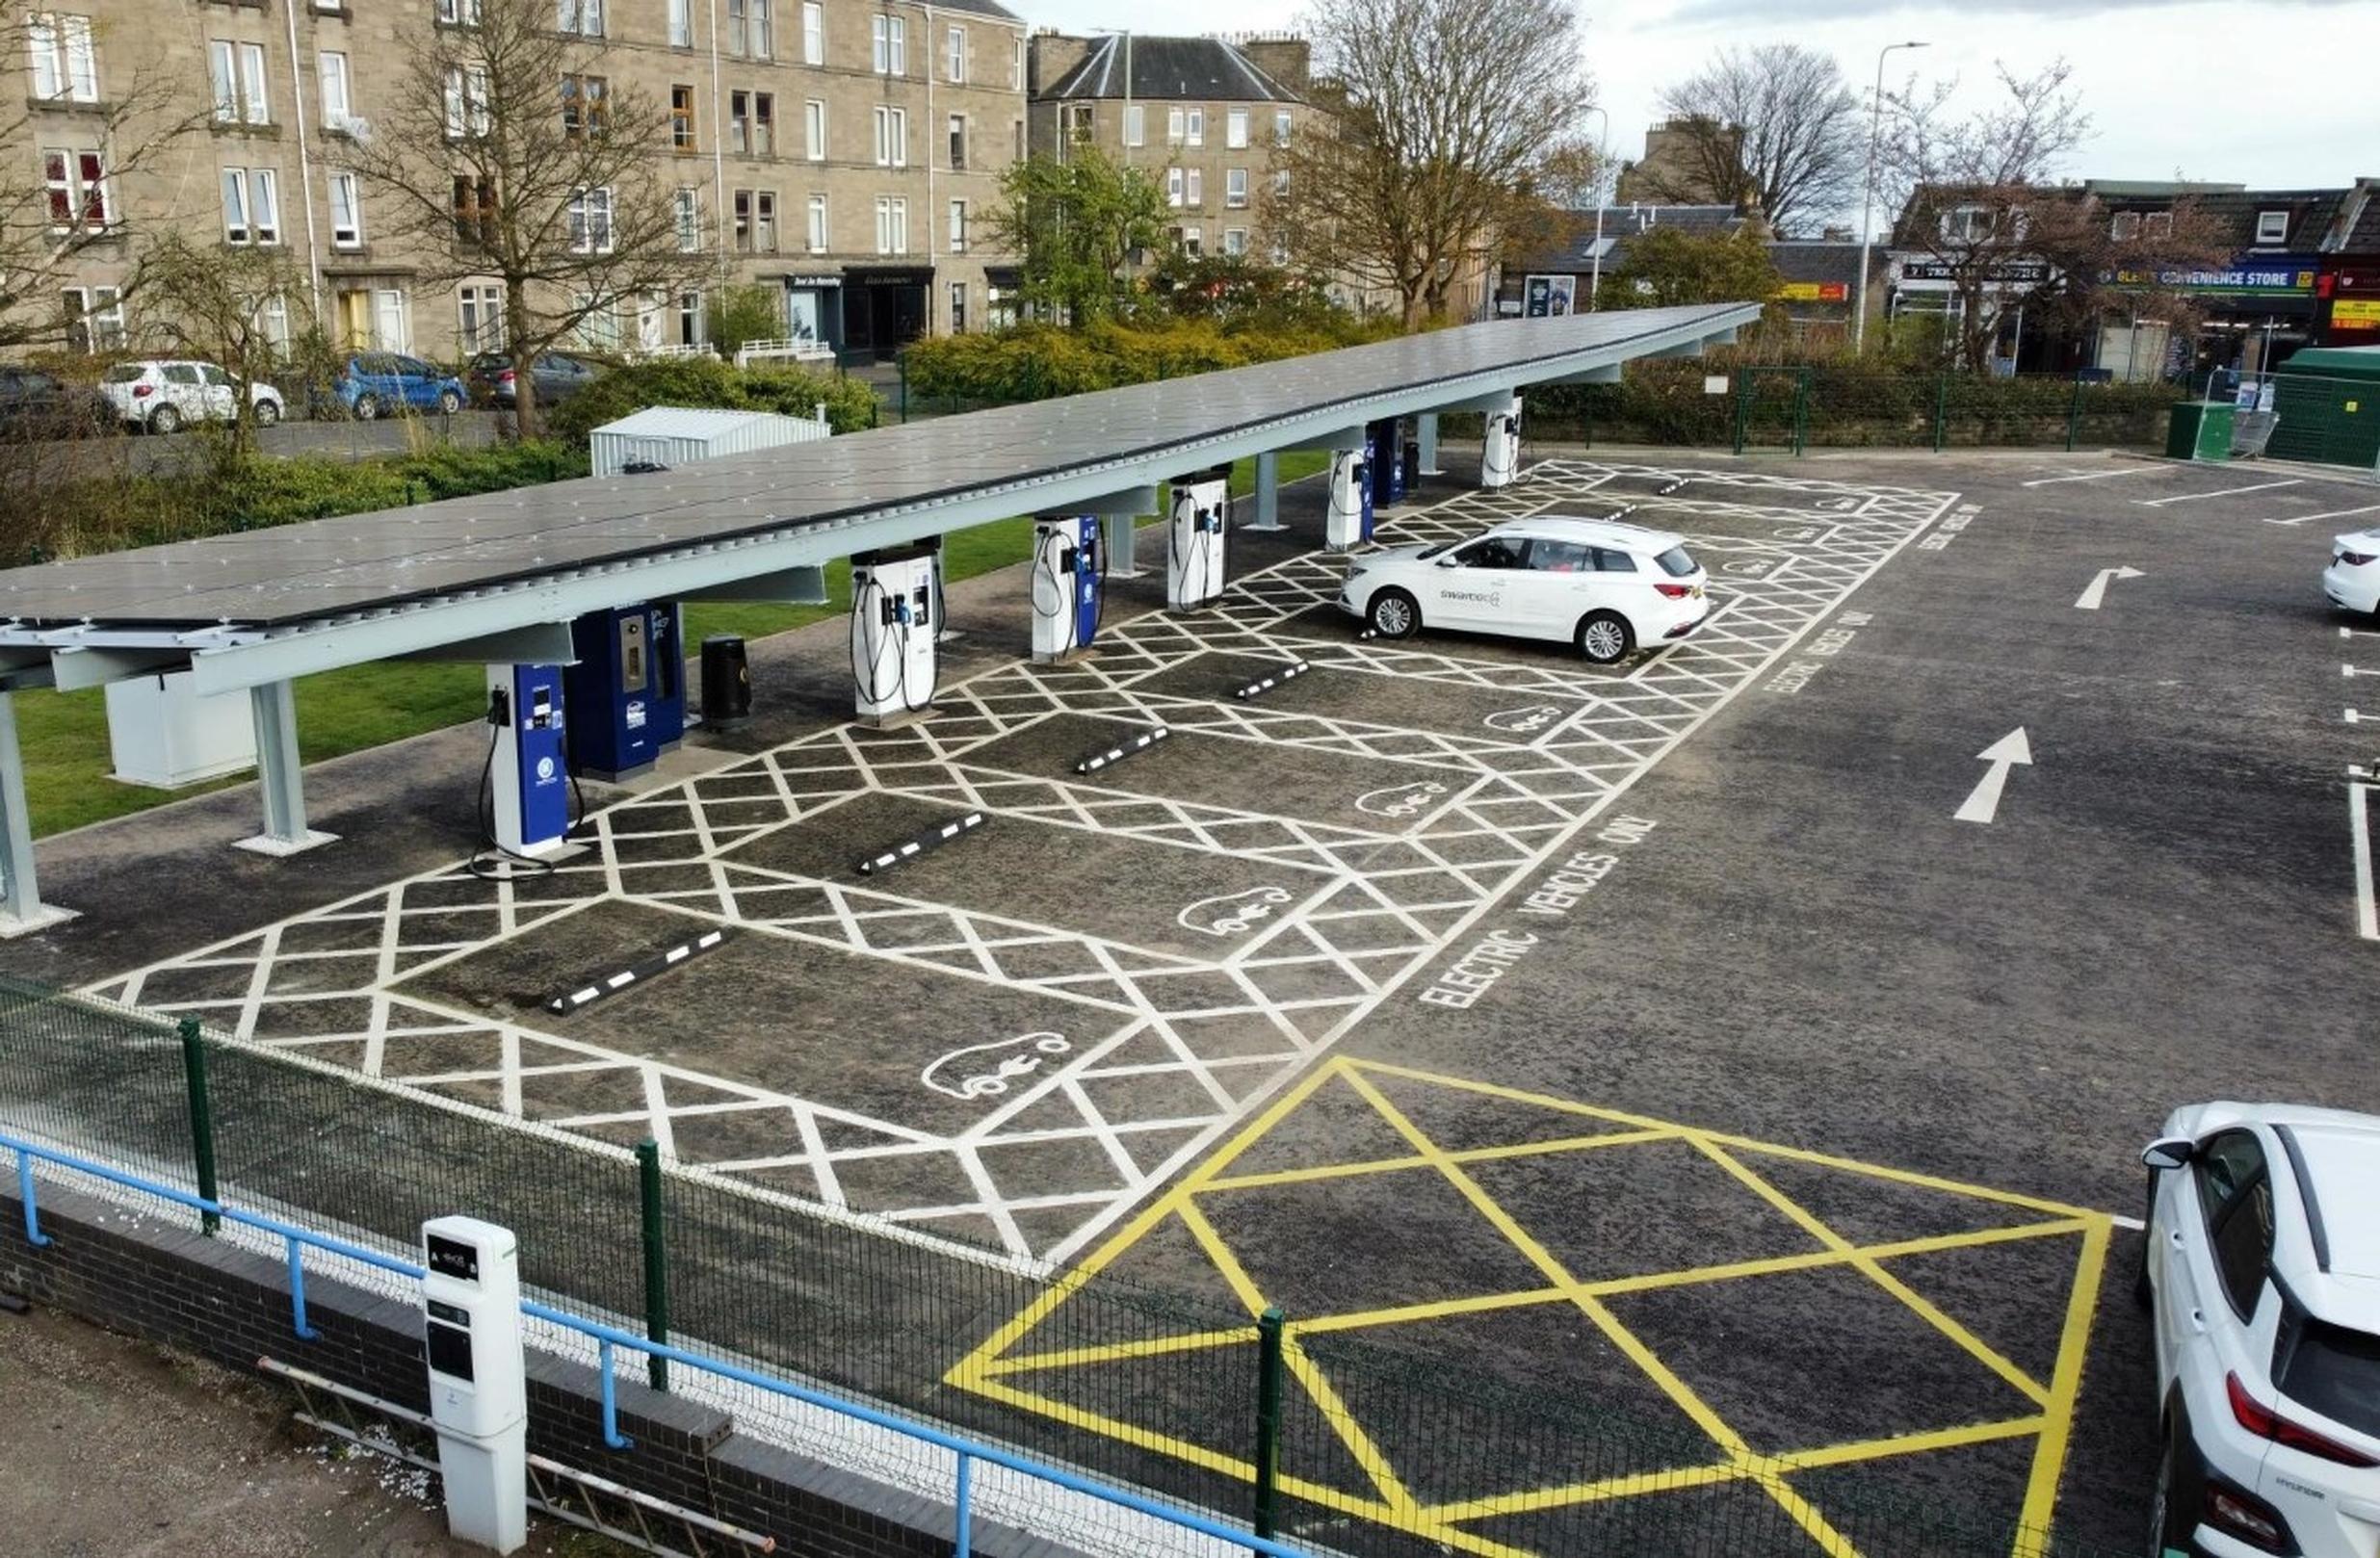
(902, 318, 1402, 405)
(544, 356, 880, 445)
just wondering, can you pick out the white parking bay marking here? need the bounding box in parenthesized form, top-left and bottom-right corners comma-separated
(2073, 566, 2143, 610)
(2352, 780, 2378, 942)
(2021, 467, 2159, 488)
(1954, 729, 2033, 824)
(2260, 502, 2380, 529)
(2134, 479, 2302, 508)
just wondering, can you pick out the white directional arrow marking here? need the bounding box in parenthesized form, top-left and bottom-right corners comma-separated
(1955, 729, 2033, 824)
(2074, 566, 2144, 610)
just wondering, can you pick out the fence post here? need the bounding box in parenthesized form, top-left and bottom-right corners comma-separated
(1932, 374, 1949, 454)
(2066, 371, 2084, 453)
(636, 1138, 669, 1393)
(1252, 1306, 1286, 1542)
(1731, 376, 1748, 457)
(898, 355, 908, 424)
(176, 1018, 220, 1235)
(1793, 368, 1811, 457)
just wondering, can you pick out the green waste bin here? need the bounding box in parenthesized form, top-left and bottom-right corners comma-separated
(2165, 401, 2235, 462)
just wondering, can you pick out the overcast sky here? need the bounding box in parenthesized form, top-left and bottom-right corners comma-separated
(1020, 0, 2380, 227)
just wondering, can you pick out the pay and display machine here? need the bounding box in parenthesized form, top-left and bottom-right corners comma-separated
(563, 603, 685, 782)
(1166, 468, 1230, 610)
(486, 663, 571, 858)
(1326, 446, 1374, 550)
(422, 1216, 527, 1554)
(1482, 393, 1524, 488)
(1368, 420, 1406, 508)
(1030, 515, 1104, 662)
(850, 546, 938, 725)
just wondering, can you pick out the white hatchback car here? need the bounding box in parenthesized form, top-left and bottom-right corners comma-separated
(2139, 1103, 2380, 1558)
(1336, 516, 1711, 663)
(2325, 532, 2380, 617)
(100, 359, 284, 434)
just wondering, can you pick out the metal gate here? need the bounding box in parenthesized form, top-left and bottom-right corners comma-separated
(1732, 366, 1810, 455)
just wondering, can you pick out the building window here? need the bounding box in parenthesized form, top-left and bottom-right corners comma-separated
(733, 189, 752, 249)
(674, 186, 700, 250)
(2143, 211, 2172, 239)
(1271, 168, 1288, 196)
(1227, 107, 1248, 149)
(727, 0, 772, 58)
(804, 98, 825, 161)
(677, 290, 704, 347)
(329, 170, 362, 246)
(445, 65, 490, 138)
(2256, 209, 2288, 245)
(1223, 226, 1246, 256)
(947, 113, 965, 169)
(1273, 108, 1291, 145)
(208, 39, 270, 125)
(1185, 168, 1202, 207)
(948, 196, 965, 252)
(220, 168, 279, 244)
(41, 148, 111, 231)
(458, 283, 504, 353)
(752, 92, 773, 155)
(668, 0, 692, 47)
(754, 191, 776, 252)
(1165, 106, 1184, 144)
(2110, 210, 2139, 241)
(1178, 224, 1200, 257)
(872, 13, 904, 74)
(802, 1, 824, 64)
(948, 279, 966, 333)
(436, 0, 484, 24)
(946, 24, 965, 82)
(561, 74, 607, 138)
(873, 105, 906, 167)
(451, 174, 496, 245)
(1186, 108, 1204, 147)
(557, 0, 603, 37)
(319, 52, 352, 130)
(1165, 167, 1183, 208)
(874, 194, 905, 254)
(374, 288, 409, 352)
(1940, 204, 1990, 242)
(1061, 102, 1091, 146)
(257, 294, 290, 356)
(568, 185, 614, 252)
(28, 14, 99, 104)
(1226, 167, 1247, 208)
(670, 85, 696, 149)
(1012, 117, 1024, 161)
(1124, 104, 1143, 147)
(806, 193, 826, 252)
(730, 91, 773, 155)
(60, 286, 122, 352)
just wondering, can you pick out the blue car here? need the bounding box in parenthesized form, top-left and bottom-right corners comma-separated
(320, 351, 467, 421)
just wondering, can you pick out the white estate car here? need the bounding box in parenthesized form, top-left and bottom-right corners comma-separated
(1336, 516, 1711, 664)
(99, 359, 284, 434)
(2140, 1103, 2380, 1558)
(2326, 532, 2380, 616)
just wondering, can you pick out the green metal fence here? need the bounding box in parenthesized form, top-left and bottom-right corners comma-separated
(0, 976, 2141, 1558)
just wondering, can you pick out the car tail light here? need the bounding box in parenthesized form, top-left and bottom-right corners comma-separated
(2203, 1479, 2292, 1553)
(2341, 549, 2378, 567)
(1653, 583, 1693, 599)
(2228, 1372, 2380, 1467)
(132, 383, 152, 398)
(497, 370, 515, 383)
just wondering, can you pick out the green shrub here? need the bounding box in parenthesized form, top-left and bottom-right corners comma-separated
(545, 357, 879, 445)
(901, 316, 1406, 405)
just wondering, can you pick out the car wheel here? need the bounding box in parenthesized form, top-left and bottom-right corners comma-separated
(148, 403, 183, 436)
(437, 388, 463, 414)
(1577, 610, 1634, 664)
(2150, 1412, 2198, 1558)
(1367, 588, 1420, 639)
(352, 393, 380, 422)
(253, 399, 281, 428)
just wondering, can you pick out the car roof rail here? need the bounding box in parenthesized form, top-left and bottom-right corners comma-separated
(2272, 1124, 2332, 1273)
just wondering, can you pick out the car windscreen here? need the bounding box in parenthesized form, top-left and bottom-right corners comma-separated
(1416, 540, 1457, 559)
(102, 365, 144, 383)
(1655, 545, 1698, 578)
(2279, 1314, 2380, 1439)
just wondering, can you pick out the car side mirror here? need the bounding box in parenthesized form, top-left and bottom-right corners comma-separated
(1435, 556, 1459, 568)
(2141, 1137, 2193, 1172)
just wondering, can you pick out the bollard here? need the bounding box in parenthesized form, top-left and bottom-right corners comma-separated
(1252, 1307, 1286, 1542)
(637, 1138, 670, 1392)
(177, 1017, 220, 1235)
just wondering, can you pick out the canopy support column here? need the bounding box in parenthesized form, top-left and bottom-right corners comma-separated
(235, 680, 337, 858)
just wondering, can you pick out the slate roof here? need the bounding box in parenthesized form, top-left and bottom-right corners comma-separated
(1038, 35, 1300, 103)
(931, 0, 1019, 18)
(1510, 204, 1745, 276)
(1769, 242, 1885, 289)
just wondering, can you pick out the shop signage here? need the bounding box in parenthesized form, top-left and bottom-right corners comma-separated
(2332, 299, 2380, 328)
(2107, 261, 2315, 297)
(1778, 281, 1848, 302)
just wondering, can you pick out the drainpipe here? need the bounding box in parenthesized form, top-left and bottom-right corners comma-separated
(710, 0, 727, 254)
(282, 0, 324, 320)
(925, 0, 938, 323)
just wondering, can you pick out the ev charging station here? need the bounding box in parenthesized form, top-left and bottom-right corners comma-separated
(484, 664, 573, 859)
(1481, 393, 1524, 488)
(1030, 515, 1104, 662)
(562, 603, 685, 782)
(1367, 420, 1406, 509)
(422, 1216, 527, 1554)
(850, 545, 938, 725)
(1166, 468, 1230, 611)
(1325, 444, 1374, 551)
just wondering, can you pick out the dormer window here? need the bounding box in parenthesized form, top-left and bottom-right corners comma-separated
(2256, 209, 2288, 245)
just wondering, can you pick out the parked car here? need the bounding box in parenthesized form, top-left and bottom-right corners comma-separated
(2324, 531, 2380, 617)
(464, 351, 603, 409)
(99, 359, 283, 434)
(0, 366, 110, 442)
(2139, 1102, 2380, 1558)
(316, 352, 466, 421)
(1337, 516, 1711, 664)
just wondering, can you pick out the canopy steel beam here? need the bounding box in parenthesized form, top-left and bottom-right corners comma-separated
(394, 623, 579, 664)
(684, 565, 832, 606)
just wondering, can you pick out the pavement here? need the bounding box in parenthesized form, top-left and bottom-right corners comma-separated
(10, 444, 2380, 1558)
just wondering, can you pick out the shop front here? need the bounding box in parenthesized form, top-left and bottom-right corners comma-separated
(844, 267, 932, 362)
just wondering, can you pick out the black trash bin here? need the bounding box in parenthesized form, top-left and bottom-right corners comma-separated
(700, 635, 751, 724)
(1400, 439, 1422, 492)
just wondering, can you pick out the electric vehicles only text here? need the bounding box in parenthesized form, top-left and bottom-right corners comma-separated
(1337, 516, 1710, 664)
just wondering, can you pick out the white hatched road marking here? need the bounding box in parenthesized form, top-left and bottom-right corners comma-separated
(91, 458, 1958, 1271)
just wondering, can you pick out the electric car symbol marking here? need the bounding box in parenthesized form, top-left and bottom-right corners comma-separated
(1483, 704, 1565, 735)
(921, 1032, 1072, 1101)
(1773, 525, 1819, 541)
(1355, 781, 1447, 819)
(1177, 886, 1295, 938)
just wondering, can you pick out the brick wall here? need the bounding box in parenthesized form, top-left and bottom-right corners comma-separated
(0, 1177, 1062, 1558)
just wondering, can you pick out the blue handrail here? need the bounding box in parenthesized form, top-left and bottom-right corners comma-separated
(4, 1130, 1315, 1558)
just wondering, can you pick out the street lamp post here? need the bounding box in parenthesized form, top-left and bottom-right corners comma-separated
(1853, 39, 1928, 355)
(1583, 105, 1609, 310)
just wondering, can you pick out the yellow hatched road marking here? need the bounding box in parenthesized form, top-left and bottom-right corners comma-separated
(979, 1319, 1263, 1378)
(2014, 1218, 2110, 1558)
(1197, 1127, 1678, 1192)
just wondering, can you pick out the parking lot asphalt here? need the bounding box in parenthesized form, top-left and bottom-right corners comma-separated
(34, 447, 2380, 1557)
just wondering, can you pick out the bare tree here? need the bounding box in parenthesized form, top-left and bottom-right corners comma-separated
(1268, 0, 1598, 326)
(0, 4, 207, 351)
(1644, 45, 1863, 236)
(134, 235, 319, 462)
(337, 0, 708, 436)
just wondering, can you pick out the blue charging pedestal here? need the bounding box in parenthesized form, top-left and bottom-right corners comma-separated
(1030, 516, 1102, 662)
(487, 664, 571, 858)
(563, 604, 686, 782)
(1369, 420, 1406, 507)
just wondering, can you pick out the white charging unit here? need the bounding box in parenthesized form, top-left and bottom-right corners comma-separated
(1030, 516, 1102, 662)
(1166, 470, 1229, 610)
(850, 547, 938, 725)
(422, 1215, 527, 1555)
(1325, 446, 1373, 550)
(1481, 393, 1523, 488)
